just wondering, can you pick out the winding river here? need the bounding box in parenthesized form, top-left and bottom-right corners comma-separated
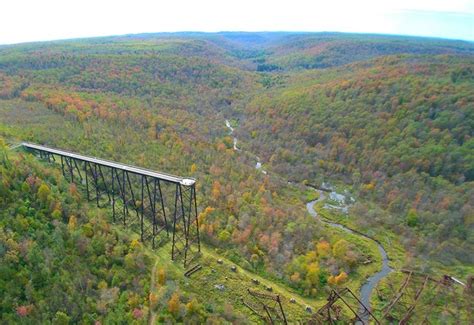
(306, 189, 392, 321)
(224, 119, 391, 320)
(225, 119, 266, 173)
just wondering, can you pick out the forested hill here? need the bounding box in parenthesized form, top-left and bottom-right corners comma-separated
(240, 54, 474, 265)
(0, 32, 473, 322)
(1, 32, 473, 72)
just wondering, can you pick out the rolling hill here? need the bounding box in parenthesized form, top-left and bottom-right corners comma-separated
(0, 32, 473, 323)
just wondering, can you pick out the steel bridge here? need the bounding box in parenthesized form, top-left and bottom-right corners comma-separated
(22, 142, 200, 266)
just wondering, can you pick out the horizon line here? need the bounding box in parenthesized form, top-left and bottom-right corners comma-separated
(1, 30, 473, 47)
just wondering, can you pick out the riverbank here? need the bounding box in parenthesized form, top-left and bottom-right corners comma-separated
(223, 117, 394, 317)
(306, 187, 393, 320)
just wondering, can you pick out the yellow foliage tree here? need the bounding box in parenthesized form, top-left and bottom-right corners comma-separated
(37, 183, 51, 205)
(168, 292, 180, 317)
(130, 239, 141, 250)
(67, 215, 77, 231)
(290, 272, 301, 283)
(335, 271, 348, 284)
(333, 239, 349, 259)
(316, 240, 331, 257)
(211, 181, 221, 201)
(185, 298, 200, 316)
(328, 271, 348, 286)
(362, 182, 375, 191)
(328, 275, 336, 285)
(149, 293, 158, 308)
(305, 250, 318, 262)
(98, 280, 108, 290)
(127, 293, 140, 308)
(157, 268, 166, 286)
(198, 206, 214, 224)
(306, 262, 320, 286)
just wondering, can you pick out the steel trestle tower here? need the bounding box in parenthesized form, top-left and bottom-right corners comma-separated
(23, 142, 200, 266)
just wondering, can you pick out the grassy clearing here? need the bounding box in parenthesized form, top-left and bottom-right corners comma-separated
(105, 208, 319, 323)
(282, 184, 390, 303)
(317, 202, 405, 271)
(315, 196, 473, 323)
(141, 240, 317, 322)
(319, 217, 383, 294)
(372, 269, 473, 323)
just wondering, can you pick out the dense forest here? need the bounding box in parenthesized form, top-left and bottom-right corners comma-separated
(0, 142, 273, 323)
(0, 32, 473, 323)
(239, 54, 474, 266)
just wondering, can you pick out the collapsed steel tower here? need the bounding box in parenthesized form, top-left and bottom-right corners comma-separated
(22, 142, 200, 266)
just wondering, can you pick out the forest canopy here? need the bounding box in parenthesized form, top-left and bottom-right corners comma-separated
(0, 32, 473, 323)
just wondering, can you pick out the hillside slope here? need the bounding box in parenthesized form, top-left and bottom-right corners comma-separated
(238, 54, 474, 267)
(0, 143, 319, 323)
(0, 32, 473, 322)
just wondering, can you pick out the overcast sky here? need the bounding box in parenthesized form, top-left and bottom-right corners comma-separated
(1, 0, 473, 44)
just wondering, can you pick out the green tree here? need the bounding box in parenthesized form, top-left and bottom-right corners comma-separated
(52, 311, 70, 325)
(406, 208, 419, 227)
(333, 239, 349, 260)
(37, 183, 51, 205)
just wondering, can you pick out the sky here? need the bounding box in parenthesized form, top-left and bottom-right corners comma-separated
(0, 0, 473, 45)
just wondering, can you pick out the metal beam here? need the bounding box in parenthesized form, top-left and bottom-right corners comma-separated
(22, 142, 195, 186)
(23, 142, 200, 266)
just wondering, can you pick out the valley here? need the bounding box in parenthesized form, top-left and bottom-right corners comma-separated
(0, 32, 473, 323)
(226, 108, 393, 316)
(306, 188, 392, 317)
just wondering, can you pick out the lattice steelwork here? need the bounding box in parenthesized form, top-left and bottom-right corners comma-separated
(23, 142, 200, 266)
(242, 289, 288, 324)
(381, 270, 472, 324)
(312, 288, 379, 325)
